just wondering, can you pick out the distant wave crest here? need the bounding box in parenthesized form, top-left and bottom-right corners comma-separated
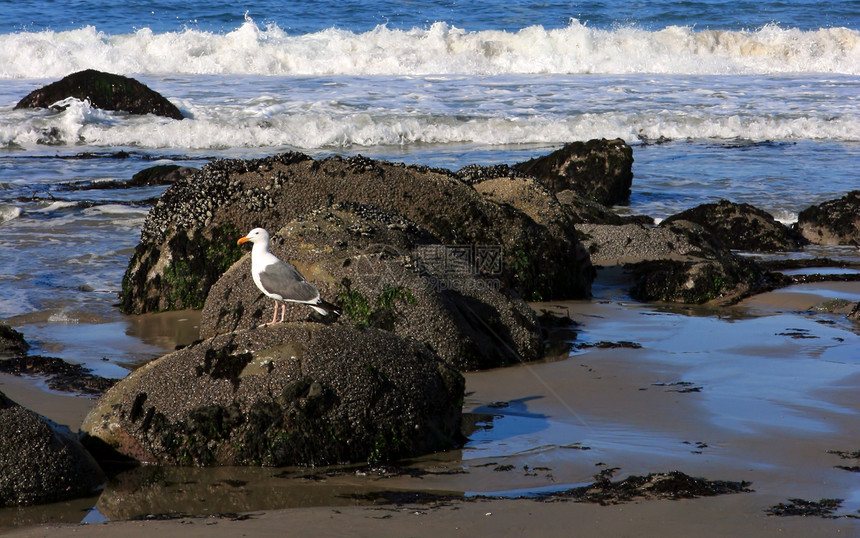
(1, 18, 858, 78)
(0, 204, 21, 224)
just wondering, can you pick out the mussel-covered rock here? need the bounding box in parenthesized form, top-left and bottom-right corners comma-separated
(81, 324, 464, 466)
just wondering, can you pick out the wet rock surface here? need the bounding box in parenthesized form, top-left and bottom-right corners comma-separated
(662, 199, 804, 251)
(580, 220, 785, 305)
(513, 138, 634, 207)
(0, 355, 117, 396)
(15, 69, 184, 120)
(64, 164, 198, 191)
(0, 391, 105, 507)
(120, 152, 593, 314)
(81, 323, 464, 467)
(201, 205, 542, 371)
(544, 470, 751, 504)
(555, 189, 653, 225)
(0, 323, 29, 357)
(796, 190, 860, 246)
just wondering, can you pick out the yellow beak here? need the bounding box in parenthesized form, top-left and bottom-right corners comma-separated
(237, 236, 250, 245)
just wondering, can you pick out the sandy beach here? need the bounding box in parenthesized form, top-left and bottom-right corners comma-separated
(3, 273, 859, 537)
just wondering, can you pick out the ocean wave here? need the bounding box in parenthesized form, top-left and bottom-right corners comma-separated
(2, 104, 858, 149)
(0, 204, 21, 224)
(1, 18, 858, 78)
(37, 201, 80, 212)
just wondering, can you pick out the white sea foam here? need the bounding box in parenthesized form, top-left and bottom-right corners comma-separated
(3, 103, 857, 151)
(38, 201, 79, 212)
(0, 204, 21, 224)
(82, 204, 148, 215)
(1, 19, 858, 78)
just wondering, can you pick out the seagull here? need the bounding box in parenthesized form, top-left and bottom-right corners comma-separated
(237, 227, 337, 325)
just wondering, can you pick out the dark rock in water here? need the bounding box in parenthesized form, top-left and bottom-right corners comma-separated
(15, 69, 184, 120)
(62, 164, 198, 191)
(543, 470, 751, 504)
(0, 391, 105, 507)
(0, 355, 116, 396)
(796, 190, 860, 246)
(201, 205, 543, 371)
(0, 323, 29, 357)
(579, 220, 785, 305)
(81, 323, 464, 466)
(120, 152, 593, 314)
(663, 199, 804, 252)
(630, 220, 784, 304)
(129, 165, 197, 187)
(628, 256, 776, 305)
(513, 138, 634, 207)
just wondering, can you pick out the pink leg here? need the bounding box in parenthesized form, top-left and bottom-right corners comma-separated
(264, 300, 278, 326)
(279, 303, 287, 323)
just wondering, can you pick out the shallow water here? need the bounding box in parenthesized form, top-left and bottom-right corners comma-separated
(2, 276, 859, 530)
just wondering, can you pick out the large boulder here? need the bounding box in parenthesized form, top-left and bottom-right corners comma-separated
(81, 323, 464, 466)
(579, 220, 782, 305)
(120, 153, 593, 314)
(513, 138, 634, 206)
(662, 200, 804, 251)
(15, 69, 184, 120)
(201, 205, 543, 371)
(0, 391, 105, 506)
(796, 191, 860, 246)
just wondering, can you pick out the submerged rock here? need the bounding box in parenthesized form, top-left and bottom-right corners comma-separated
(120, 152, 592, 314)
(663, 199, 804, 251)
(81, 323, 464, 466)
(513, 138, 634, 207)
(0, 355, 116, 396)
(129, 165, 197, 187)
(0, 391, 105, 507)
(796, 190, 860, 246)
(201, 205, 543, 371)
(15, 69, 184, 120)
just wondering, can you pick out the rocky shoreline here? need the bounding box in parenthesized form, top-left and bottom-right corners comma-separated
(2, 71, 860, 517)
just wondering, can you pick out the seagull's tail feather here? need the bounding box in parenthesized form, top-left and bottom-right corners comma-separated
(310, 299, 341, 317)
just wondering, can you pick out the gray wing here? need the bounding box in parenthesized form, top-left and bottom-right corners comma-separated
(258, 260, 320, 303)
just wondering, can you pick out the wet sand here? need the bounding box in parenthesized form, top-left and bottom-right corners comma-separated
(7, 495, 857, 538)
(2, 280, 859, 536)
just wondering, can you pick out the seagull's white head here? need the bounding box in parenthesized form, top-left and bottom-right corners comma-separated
(237, 227, 270, 246)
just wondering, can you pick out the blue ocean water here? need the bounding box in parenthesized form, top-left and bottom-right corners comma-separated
(0, 0, 858, 364)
